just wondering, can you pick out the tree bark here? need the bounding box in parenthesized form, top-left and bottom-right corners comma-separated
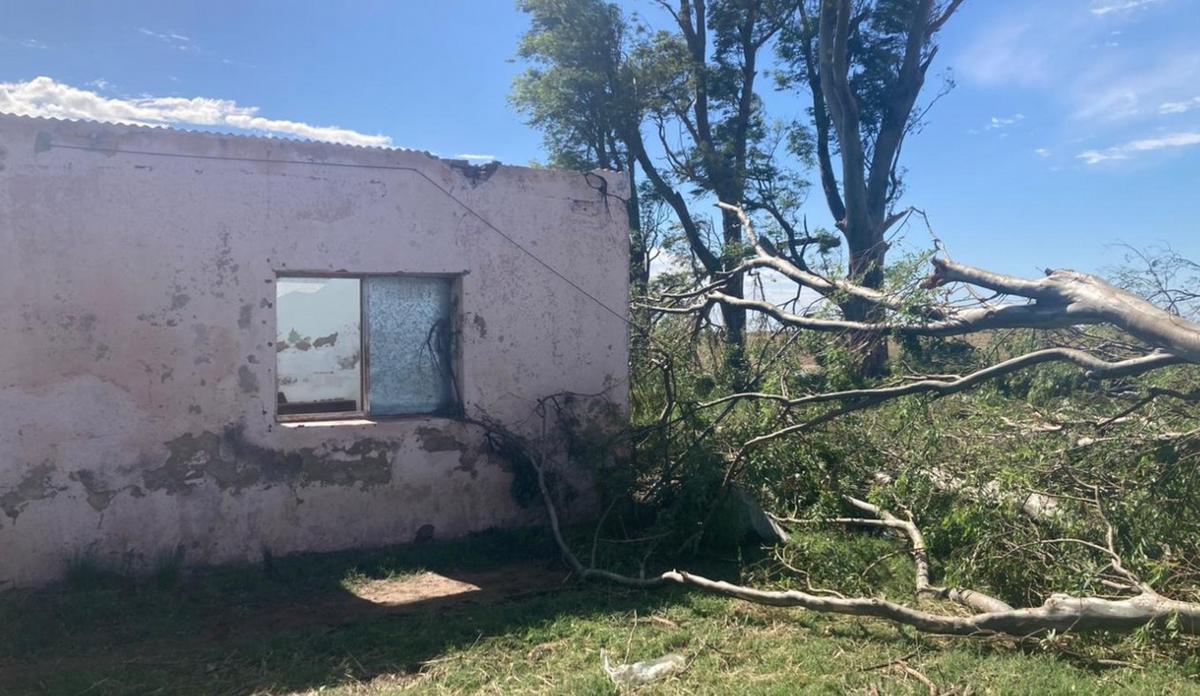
(659, 218, 1200, 359)
(803, 0, 959, 376)
(626, 165, 648, 296)
(842, 238, 890, 375)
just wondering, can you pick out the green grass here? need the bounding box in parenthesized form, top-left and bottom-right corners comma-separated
(2, 529, 1198, 695)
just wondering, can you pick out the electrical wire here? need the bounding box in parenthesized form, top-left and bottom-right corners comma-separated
(47, 141, 637, 330)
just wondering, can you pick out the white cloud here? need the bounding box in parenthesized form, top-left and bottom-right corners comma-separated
(1090, 0, 1166, 16)
(137, 27, 193, 51)
(985, 113, 1025, 130)
(1075, 87, 1140, 120)
(21, 38, 48, 50)
(957, 21, 1051, 88)
(957, 3, 1197, 126)
(1160, 96, 1200, 114)
(1034, 147, 1051, 157)
(0, 76, 393, 147)
(455, 153, 497, 162)
(1072, 50, 1200, 121)
(1077, 131, 1200, 164)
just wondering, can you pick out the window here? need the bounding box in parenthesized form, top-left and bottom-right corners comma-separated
(275, 275, 458, 420)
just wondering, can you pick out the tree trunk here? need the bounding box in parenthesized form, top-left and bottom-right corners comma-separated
(719, 272, 748, 375)
(626, 166, 648, 296)
(626, 165, 653, 360)
(720, 205, 749, 376)
(841, 229, 889, 376)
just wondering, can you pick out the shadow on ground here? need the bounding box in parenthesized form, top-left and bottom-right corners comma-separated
(0, 529, 685, 695)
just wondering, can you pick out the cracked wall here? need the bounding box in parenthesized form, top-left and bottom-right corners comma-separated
(0, 113, 630, 587)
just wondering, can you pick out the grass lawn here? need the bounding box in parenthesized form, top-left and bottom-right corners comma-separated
(2, 530, 1198, 695)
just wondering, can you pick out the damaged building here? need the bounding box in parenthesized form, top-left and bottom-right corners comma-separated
(0, 113, 630, 587)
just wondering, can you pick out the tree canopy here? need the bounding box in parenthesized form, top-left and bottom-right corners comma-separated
(513, 0, 965, 376)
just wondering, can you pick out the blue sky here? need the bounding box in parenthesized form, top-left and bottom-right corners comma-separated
(0, 0, 1196, 278)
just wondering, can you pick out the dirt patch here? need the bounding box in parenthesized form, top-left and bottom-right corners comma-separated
(357, 565, 565, 607)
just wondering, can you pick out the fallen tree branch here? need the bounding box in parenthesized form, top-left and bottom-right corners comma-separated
(665, 289, 1115, 337)
(491, 399, 1200, 638)
(839, 496, 1014, 614)
(647, 205, 1200, 380)
(716, 201, 917, 313)
(694, 349, 1183, 416)
(659, 568, 1200, 637)
(774, 499, 1011, 614)
(923, 258, 1200, 362)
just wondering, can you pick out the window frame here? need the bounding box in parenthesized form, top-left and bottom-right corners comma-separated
(273, 271, 463, 423)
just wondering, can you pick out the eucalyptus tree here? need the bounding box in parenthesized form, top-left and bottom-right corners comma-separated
(775, 0, 966, 374)
(509, 231, 1200, 637)
(512, 0, 651, 294)
(509, 0, 1200, 642)
(514, 0, 804, 374)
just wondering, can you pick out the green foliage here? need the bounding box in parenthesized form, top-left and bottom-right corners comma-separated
(777, 0, 952, 170)
(514, 0, 815, 368)
(609, 312, 1200, 645)
(768, 526, 912, 597)
(511, 0, 633, 172)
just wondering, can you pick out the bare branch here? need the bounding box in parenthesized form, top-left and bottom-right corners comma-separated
(929, 0, 967, 33)
(662, 568, 1200, 637)
(716, 202, 916, 310)
(926, 258, 1200, 361)
(697, 289, 1103, 336)
(818, 0, 869, 231)
(777, 497, 1013, 614)
(719, 350, 1184, 455)
(649, 231, 1200, 365)
(492, 397, 1200, 639)
(697, 350, 1182, 417)
(796, 1, 847, 225)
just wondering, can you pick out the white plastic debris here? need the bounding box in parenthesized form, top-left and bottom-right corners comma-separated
(601, 648, 687, 687)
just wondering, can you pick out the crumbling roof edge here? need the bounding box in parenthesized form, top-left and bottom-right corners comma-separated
(0, 111, 632, 194)
(0, 110, 429, 155)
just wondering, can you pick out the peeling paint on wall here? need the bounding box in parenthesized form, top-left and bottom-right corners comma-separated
(141, 426, 395, 495)
(69, 469, 140, 512)
(238, 365, 259, 394)
(0, 113, 630, 586)
(417, 426, 485, 477)
(1, 461, 63, 521)
(238, 303, 253, 329)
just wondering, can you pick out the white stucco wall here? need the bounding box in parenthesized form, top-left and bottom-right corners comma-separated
(0, 113, 630, 587)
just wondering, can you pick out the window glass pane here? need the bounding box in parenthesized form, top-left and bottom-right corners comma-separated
(275, 277, 362, 415)
(365, 276, 456, 415)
